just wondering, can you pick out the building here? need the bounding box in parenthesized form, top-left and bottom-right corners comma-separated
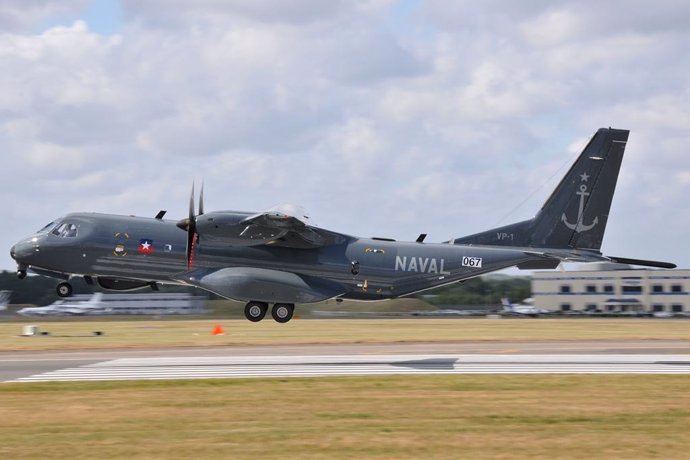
(532, 263, 690, 314)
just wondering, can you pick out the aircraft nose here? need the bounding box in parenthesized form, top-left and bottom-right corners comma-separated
(10, 240, 34, 263)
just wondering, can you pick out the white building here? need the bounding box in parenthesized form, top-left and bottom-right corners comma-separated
(532, 264, 690, 314)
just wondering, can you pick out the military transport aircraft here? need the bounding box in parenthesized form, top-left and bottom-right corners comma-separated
(500, 298, 551, 317)
(10, 128, 675, 323)
(17, 293, 109, 317)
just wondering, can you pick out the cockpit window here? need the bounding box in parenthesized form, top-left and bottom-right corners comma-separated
(36, 222, 56, 234)
(51, 223, 78, 238)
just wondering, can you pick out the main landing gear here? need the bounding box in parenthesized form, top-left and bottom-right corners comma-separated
(244, 301, 295, 323)
(56, 281, 73, 298)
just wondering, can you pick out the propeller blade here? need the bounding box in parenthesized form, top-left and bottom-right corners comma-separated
(199, 182, 204, 216)
(187, 228, 196, 271)
(186, 182, 197, 270)
(189, 182, 195, 222)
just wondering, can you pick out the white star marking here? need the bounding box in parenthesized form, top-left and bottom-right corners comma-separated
(580, 172, 590, 182)
(141, 241, 151, 250)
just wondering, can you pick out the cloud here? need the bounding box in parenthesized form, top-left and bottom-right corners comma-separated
(0, 0, 88, 31)
(1, 0, 689, 272)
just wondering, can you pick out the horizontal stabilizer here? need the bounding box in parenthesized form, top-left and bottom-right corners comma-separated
(606, 256, 676, 269)
(516, 259, 561, 270)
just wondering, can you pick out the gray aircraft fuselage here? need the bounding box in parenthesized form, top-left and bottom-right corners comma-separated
(9, 128, 675, 322)
(10, 211, 533, 302)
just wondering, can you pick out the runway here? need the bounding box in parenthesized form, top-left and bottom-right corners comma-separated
(6, 353, 690, 382)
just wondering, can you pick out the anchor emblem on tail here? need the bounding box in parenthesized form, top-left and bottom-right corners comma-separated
(561, 176, 598, 233)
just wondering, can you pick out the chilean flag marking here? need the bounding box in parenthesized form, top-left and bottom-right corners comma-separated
(138, 239, 154, 255)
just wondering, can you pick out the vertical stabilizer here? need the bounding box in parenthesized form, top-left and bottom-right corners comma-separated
(0, 290, 9, 311)
(530, 127, 628, 249)
(452, 128, 628, 250)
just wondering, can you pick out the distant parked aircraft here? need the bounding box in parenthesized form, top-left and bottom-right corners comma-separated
(0, 290, 10, 311)
(500, 298, 551, 317)
(17, 293, 109, 316)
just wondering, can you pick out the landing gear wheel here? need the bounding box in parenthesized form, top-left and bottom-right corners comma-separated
(244, 301, 268, 322)
(17, 270, 26, 280)
(271, 303, 294, 323)
(56, 282, 73, 298)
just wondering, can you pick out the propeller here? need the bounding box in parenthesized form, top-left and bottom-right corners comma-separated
(176, 182, 205, 270)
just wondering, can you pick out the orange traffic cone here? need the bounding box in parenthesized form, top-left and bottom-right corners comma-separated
(212, 325, 224, 336)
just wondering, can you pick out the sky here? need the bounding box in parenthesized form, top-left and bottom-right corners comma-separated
(1, 0, 689, 272)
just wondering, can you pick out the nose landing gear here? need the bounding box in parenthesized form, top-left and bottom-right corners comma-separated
(56, 282, 73, 298)
(17, 270, 26, 280)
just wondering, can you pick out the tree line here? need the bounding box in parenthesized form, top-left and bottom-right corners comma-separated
(0, 271, 195, 306)
(1, 270, 531, 308)
(422, 275, 532, 307)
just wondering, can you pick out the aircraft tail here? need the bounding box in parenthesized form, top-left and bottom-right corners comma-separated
(89, 292, 103, 304)
(0, 290, 9, 311)
(452, 128, 628, 251)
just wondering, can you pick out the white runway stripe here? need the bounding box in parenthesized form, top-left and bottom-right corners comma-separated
(11, 354, 690, 382)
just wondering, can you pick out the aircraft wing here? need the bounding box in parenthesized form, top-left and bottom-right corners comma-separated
(237, 206, 349, 249)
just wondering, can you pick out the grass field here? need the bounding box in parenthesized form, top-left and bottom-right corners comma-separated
(1, 375, 689, 459)
(0, 318, 689, 351)
(2, 319, 689, 458)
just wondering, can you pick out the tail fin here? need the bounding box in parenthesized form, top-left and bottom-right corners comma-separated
(452, 128, 628, 250)
(0, 290, 9, 311)
(89, 292, 103, 305)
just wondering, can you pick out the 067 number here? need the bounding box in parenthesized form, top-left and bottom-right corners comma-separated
(462, 256, 482, 268)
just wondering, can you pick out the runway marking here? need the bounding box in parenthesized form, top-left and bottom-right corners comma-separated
(496, 349, 520, 353)
(9, 354, 690, 382)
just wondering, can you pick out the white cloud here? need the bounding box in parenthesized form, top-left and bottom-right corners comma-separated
(0, 0, 88, 31)
(1, 0, 690, 271)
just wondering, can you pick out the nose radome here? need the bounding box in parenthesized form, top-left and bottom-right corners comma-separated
(10, 241, 34, 262)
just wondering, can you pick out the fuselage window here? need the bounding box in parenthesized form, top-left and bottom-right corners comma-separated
(51, 223, 78, 238)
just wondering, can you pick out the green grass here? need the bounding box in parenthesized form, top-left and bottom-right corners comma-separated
(1, 375, 689, 459)
(1, 297, 437, 320)
(1, 318, 689, 351)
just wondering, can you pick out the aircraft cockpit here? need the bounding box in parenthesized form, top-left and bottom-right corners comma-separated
(50, 222, 78, 238)
(36, 221, 55, 234)
(11, 217, 88, 282)
(34, 221, 79, 238)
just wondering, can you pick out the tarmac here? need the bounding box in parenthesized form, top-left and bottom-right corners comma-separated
(2, 339, 690, 382)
